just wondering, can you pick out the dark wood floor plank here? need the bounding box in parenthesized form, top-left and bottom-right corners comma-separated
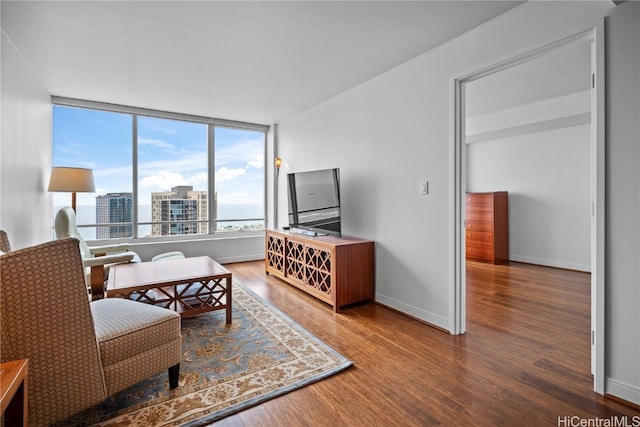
(205, 260, 640, 426)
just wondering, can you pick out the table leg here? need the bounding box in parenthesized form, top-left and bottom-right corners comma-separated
(4, 377, 27, 426)
(226, 276, 232, 324)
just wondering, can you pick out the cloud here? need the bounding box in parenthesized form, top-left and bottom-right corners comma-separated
(215, 138, 265, 170)
(139, 171, 208, 191)
(138, 154, 207, 177)
(216, 167, 246, 182)
(140, 120, 179, 135)
(246, 154, 264, 169)
(138, 138, 174, 150)
(139, 171, 186, 189)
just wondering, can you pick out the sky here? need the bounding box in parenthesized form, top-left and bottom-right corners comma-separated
(52, 105, 265, 213)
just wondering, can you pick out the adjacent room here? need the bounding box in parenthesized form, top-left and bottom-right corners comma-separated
(1, 1, 639, 425)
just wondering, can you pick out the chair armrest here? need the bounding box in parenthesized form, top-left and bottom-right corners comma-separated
(88, 244, 133, 256)
(83, 252, 135, 267)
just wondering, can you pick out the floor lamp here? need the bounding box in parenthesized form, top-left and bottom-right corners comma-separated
(48, 167, 96, 212)
(274, 157, 282, 227)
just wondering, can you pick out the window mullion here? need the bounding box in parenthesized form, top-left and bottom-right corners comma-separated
(132, 114, 139, 238)
(208, 124, 216, 234)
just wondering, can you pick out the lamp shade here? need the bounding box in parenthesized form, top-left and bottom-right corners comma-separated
(48, 167, 95, 193)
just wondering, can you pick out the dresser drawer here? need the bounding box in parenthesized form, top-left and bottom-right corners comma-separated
(466, 200, 494, 212)
(464, 221, 493, 232)
(466, 230, 493, 246)
(466, 244, 494, 261)
(465, 211, 493, 222)
(466, 193, 493, 204)
(465, 220, 493, 232)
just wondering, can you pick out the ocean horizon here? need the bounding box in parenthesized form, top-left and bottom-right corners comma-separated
(54, 203, 264, 240)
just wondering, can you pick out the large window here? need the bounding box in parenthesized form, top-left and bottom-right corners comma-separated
(52, 100, 267, 241)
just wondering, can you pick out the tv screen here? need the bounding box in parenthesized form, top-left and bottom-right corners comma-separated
(287, 168, 341, 236)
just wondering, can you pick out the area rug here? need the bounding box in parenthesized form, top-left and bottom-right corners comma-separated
(56, 281, 352, 427)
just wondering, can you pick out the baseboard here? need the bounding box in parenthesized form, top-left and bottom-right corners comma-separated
(375, 293, 449, 332)
(606, 377, 640, 406)
(509, 254, 590, 273)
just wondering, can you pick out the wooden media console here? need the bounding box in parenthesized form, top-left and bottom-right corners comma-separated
(265, 229, 375, 312)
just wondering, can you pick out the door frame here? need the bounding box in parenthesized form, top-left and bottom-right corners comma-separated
(449, 23, 605, 394)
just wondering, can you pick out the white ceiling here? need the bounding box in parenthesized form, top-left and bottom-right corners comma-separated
(465, 40, 592, 118)
(2, 1, 523, 125)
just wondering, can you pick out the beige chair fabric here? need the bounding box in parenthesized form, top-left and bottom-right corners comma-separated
(0, 238, 181, 426)
(91, 298, 182, 393)
(0, 229, 11, 253)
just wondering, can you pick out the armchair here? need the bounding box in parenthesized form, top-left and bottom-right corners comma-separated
(0, 228, 11, 253)
(0, 238, 181, 426)
(55, 206, 141, 299)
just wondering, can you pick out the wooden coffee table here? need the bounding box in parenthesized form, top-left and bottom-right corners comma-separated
(106, 256, 232, 323)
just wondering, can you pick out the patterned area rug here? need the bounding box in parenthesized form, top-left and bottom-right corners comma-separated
(56, 282, 352, 426)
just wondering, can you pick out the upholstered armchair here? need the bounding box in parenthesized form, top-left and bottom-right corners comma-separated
(0, 238, 182, 426)
(55, 206, 141, 299)
(0, 228, 11, 253)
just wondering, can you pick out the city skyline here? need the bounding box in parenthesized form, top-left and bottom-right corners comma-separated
(52, 105, 266, 230)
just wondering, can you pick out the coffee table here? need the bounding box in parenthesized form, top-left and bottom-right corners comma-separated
(106, 256, 232, 323)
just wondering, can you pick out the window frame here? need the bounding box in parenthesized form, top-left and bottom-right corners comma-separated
(52, 97, 269, 242)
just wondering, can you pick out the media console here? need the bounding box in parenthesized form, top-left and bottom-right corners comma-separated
(265, 229, 375, 312)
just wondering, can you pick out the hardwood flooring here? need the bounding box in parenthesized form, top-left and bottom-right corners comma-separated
(211, 260, 639, 426)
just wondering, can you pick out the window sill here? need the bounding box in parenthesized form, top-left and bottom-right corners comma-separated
(86, 229, 266, 248)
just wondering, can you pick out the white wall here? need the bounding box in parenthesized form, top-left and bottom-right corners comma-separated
(1, 12, 267, 261)
(1, 29, 52, 249)
(467, 92, 591, 271)
(277, 0, 613, 331)
(128, 234, 265, 264)
(604, 0, 640, 404)
(276, 0, 640, 403)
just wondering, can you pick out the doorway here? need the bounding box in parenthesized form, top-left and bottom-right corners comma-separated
(451, 26, 605, 393)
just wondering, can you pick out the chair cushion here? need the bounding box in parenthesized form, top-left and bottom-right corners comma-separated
(90, 298, 181, 367)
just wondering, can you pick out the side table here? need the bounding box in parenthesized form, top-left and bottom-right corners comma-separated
(0, 359, 28, 426)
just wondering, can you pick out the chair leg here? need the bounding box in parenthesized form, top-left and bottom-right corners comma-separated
(90, 265, 105, 300)
(169, 363, 180, 389)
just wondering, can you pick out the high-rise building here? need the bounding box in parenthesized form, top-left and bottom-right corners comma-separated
(96, 193, 133, 238)
(151, 186, 211, 236)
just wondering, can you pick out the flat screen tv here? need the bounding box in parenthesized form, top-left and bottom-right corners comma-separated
(287, 168, 341, 237)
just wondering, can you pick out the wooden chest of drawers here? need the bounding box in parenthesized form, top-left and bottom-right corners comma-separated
(465, 192, 509, 264)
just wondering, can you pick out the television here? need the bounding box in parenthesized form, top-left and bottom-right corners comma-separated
(287, 168, 341, 237)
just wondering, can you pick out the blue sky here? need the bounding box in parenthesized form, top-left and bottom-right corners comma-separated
(52, 106, 265, 209)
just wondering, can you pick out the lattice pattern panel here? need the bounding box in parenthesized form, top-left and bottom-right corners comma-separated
(266, 235, 285, 274)
(285, 240, 306, 284)
(305, 246, 332, 294)
(115, 277, 229, 313)
(177, 278, 229, 310)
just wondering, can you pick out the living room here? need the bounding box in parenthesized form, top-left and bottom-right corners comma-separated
(2, 0, 639, 424)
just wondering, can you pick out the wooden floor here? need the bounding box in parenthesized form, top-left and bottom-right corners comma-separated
(212, 260, 640, 426)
